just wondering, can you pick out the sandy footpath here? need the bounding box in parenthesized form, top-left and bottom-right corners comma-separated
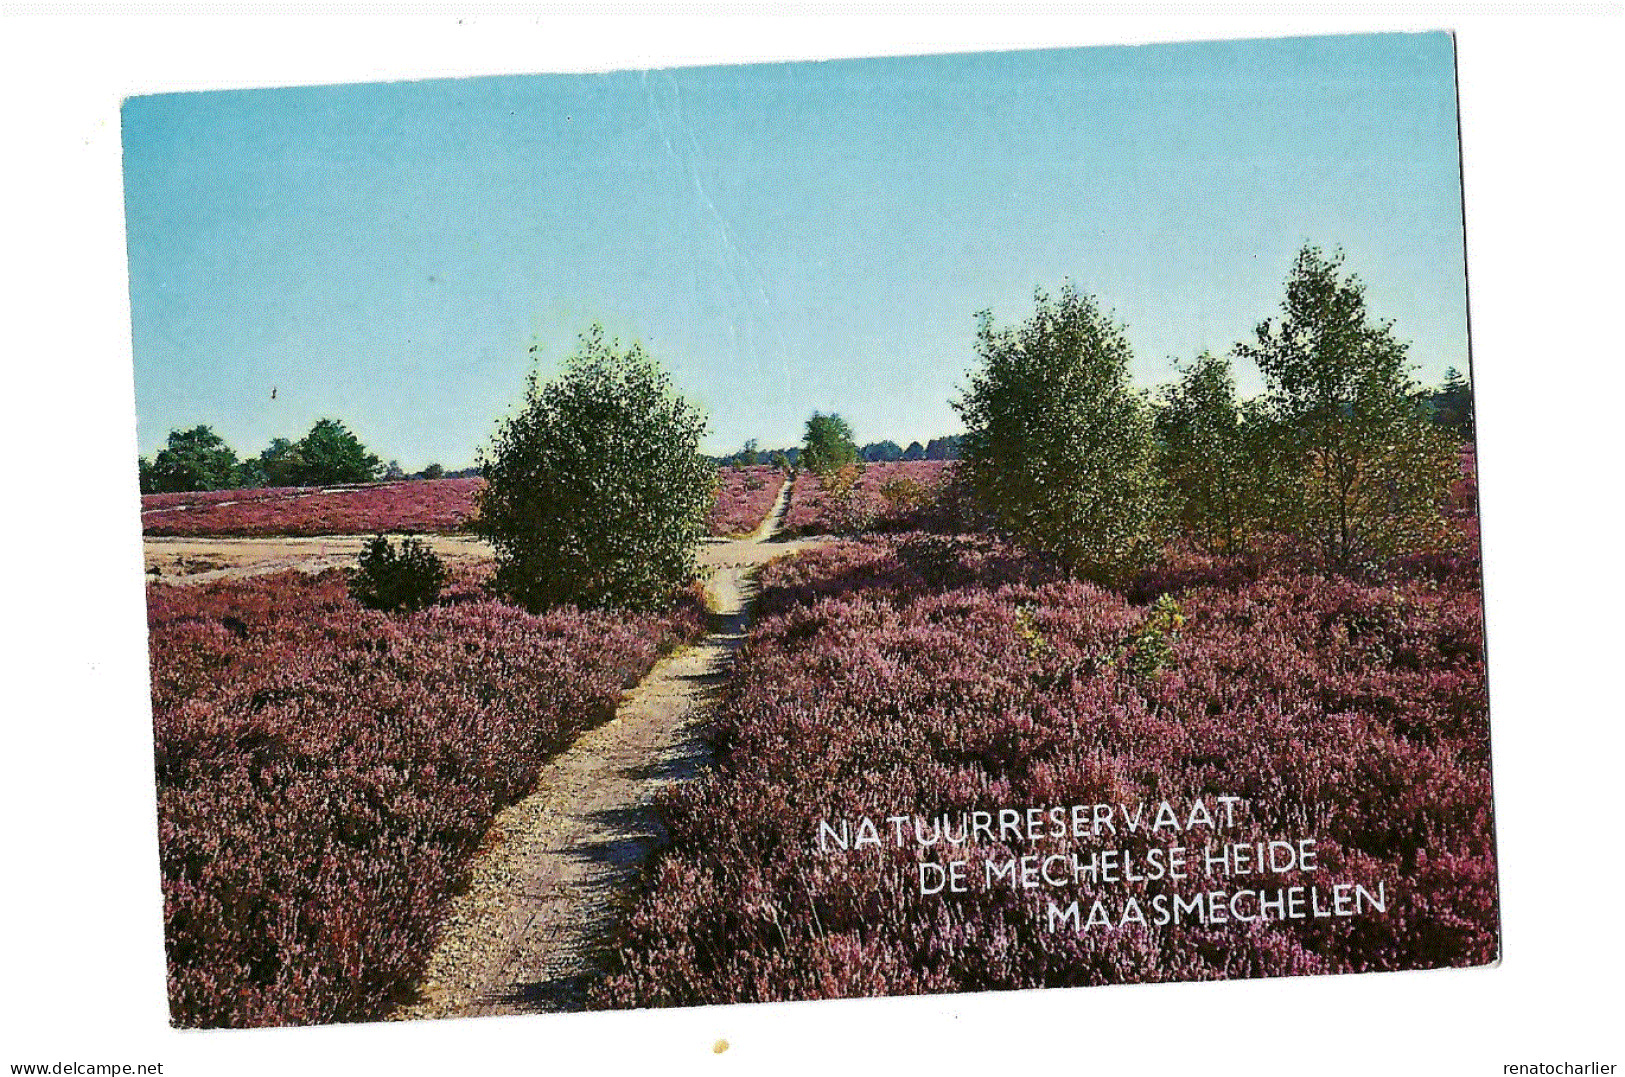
(393, 480, 823, 1018)
(143, 483, 817, 1017)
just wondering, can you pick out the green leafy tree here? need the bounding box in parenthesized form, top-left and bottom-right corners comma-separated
(801, 412, 859, 476)
(955, 284, 1162, 585)
(233, 457, 268, 489)
(1154, 352, 1258, 555)
(292, 418, 382, 486)
(257, 437, 302, 487)
(1236, 245, 1458, 571)
(419, 462, 445, 480)
(145, 425, 241, 493)
(475, 325, 715, 612)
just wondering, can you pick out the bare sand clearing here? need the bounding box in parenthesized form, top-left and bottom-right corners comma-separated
(143, 533, 493, 584)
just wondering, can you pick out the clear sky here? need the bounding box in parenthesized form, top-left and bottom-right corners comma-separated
(123, 31, 1467, 469)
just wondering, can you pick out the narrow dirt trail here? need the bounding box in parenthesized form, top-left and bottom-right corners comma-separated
(395, 479, 818, 1019)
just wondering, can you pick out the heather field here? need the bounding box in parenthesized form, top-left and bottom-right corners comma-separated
(141, 479, 483, 537)
(142, 467, 786, 539)
(148, 568, 705, 1027)
(707, 465, 788, 536)
(782, 460, 955, 535)
(142, 450, 1492, 1022)
(595, 531, 1493, 1006)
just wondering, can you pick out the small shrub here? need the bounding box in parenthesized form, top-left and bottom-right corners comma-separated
(1012, 604, 1054, 661)
(878, 475, 928, 514)
(347, 534, 447, 612)
(820, 462, 871, 533)
(897, 533, 962, 587)
(1125, 593, 1185, 679)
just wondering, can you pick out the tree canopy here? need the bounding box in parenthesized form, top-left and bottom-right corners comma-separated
(1154, 352, 1258, 556)
(955, 283, 1161, 585)
(1236, 245, 1457, 569)
(142, 425, 241, 493)
(1427, 366, 1475, 439)
(801, 412, 859, 476)
(292, 418, 382, 486)
(475, 325, 715, 612)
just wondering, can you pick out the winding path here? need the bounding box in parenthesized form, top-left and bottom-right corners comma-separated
(394, 479, 819, 1019)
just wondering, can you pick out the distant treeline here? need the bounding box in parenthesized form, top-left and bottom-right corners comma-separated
(140, 335, 1471, 500)
(713, 434, 964, 470)
(707, 369, 1471, 476)
(137, 417, 476, 495)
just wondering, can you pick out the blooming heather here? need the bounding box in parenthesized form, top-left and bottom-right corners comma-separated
(781, 461, 955, 535)
(707, 466, 787, 536)
(142, 479, 483, 537)
(144, 471, 787, 538)
(596, 534, 1494, 1006)
(149, 569, 704, 1027)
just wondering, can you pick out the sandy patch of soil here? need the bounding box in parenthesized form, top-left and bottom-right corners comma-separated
(143, 534, 492, 585)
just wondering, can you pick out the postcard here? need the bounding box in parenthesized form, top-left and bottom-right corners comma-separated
(126, 31, 1495, 1028)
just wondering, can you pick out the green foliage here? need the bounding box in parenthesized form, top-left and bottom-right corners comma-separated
(145, 425, 241, 493)
(257, 437, 301, 487)
(232, 457, 267, 489)
(861, 440, 903, 462)
(419, 462, 445, 480)
(347, 534, 448, 612)
(1236, 246, 1457, 571)
(801, 412, 859, 476)
(818, 462, 870, 532)
(292, 418, 383, 486)
(475, 325, 715, 612)
(1427, 366, 1475, 439)
(954, 283, 1162, 586)
(1125, 595, 1185, 679)
(1013, 605, 1054, 661)
(878, 474, 928, 514)
(1154, 352, 1260, 555)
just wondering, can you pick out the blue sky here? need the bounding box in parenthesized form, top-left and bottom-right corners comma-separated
(124, 32, 1467, 469)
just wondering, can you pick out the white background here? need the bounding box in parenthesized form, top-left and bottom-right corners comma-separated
(2, 10, 1620, 1076)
